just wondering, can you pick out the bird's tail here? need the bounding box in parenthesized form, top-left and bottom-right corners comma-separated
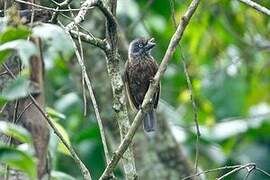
(143, 109, 156, 132)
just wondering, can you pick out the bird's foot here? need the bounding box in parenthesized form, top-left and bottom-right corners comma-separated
(149, 78, 154, 84)
(139, 105, 146, 114)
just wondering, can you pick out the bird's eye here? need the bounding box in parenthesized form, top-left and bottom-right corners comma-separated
(138, 44, 143, 48)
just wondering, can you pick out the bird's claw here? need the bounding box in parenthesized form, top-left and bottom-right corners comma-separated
(149, 78, 154, 84)
(139, 105, 146, 114)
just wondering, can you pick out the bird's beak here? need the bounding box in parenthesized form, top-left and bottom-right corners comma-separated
(145, 38, 156, 51)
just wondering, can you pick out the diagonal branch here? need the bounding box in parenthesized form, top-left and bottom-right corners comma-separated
(99, 0, 201, 179)
(65, 0, 99, 31)
(182, 163, 251, 180)
(3, 63, 92, 180)
(182, 162, 270, 180)
(70, 29, 111, 165)
(65, 0, 117, 32)
(29, 95, 92, 180)
(14, 0, 91, 12)
(238, 0, 270, 16)
(169, 0, 201, 172)
(216, 163, 256, 180)
(60, 17, 112, 169)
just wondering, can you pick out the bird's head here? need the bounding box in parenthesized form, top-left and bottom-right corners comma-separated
(128, 38, 156, 60)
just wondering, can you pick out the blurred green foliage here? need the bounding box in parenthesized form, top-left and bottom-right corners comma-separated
(1, 0, 270, 179)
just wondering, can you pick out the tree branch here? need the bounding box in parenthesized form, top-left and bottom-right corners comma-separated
(69, 30, 107, 50)
(65, 0, 117, 32)
(50, 0, 73, 7)
(14, 0, 90, 12)
(103, 0, 137, 179)
(169, 0, 201, 172)
(182, 163, 249, 180)
(70, 29, 111, 166)
(238, 0, 270, 16)
(29, 95, 92, 180)
(3, 64, 92, 180)
(65, 0, 98, 31)
(182, 162, 270, 180)
(99, 0, 201, 179)
(216, 163, 256, 180)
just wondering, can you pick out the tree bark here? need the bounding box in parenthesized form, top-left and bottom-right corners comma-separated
(22, 37, 49, 179)
(133, 111, 197, 180)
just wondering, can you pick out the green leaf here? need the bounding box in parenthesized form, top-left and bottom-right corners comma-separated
(0, 146, 37, 180)
(0, 122, 32, 144)
(32, 23, 74, 62)
(56, 124, 71, 156)
(50, 118, 71, 156)
(0, 96, 7, 108)
(0, 49, 11, 63)
(0, 39, 37, 65)
(1, 76, 30, 100)
(46, 107, 66, 120)
(0, 26, 31, 43)
(51, 171, 76, 180)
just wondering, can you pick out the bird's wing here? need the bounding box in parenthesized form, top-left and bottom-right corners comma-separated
(124, 61, 139, 111)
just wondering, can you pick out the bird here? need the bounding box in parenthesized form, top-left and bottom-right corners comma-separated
(124, 37, 160, 132)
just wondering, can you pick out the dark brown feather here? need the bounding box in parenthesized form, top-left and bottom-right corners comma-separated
(124, 55, 160, 110)
(124, 37, 160, 132)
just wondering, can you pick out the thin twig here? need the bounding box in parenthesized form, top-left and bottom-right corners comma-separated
(15, 102, 33, 124)
(50, 1, 75, 24)
(64, 27, 111, 166)
(50, 0, 73, 7)
(243, 168, 253, 180)
(256, 167, 270, 177)
(181, 164, 244, 180)
(65, 0, 117, 32)
(29, 95, 92, 180)
(182, 163, 270, 180)
(76, 32, 111, 165)
(182, 165, 241, 180)
(58, 12, 100, 41)
(0, 71, 8, 76)
(182, 60, 200, 168)
(238, 0, 270, 16)
(59, 20, 111, 166)
(65, 0, 99, 31)
(216, 163, 256, 180)
(69, 30, 107, 50)
(66, 0, 88, 117)
(99, 0, 201, 179)
(14, 0, 93, 12)
(169, 0, 200, 172)
(70, 5, 88, 117)
(2, 63, 92, 180)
